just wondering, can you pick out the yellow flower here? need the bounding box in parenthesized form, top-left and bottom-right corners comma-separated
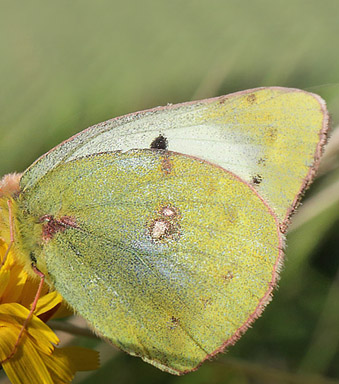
(0, 240, 100, 384)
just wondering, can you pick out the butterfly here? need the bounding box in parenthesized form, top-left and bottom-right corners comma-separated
(0, 87, 329, 374)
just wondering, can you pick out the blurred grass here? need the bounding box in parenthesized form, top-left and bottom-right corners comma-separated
(0, 1, 339, 383)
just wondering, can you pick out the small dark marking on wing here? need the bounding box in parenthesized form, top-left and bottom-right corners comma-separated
(201, 297, 213, 308)
(160, 153, 173, 175)
(169, 316, 180, 329)
(221, 271, 234, 281)
(40, 215, 78, 243)
(252, 174, 263, 185)
(247, 94, 257, 104)
(150, 134, 168, 150)
(148, 205, 181, 242)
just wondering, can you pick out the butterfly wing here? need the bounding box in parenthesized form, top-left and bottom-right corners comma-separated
(17, 150, 282, 374)
(20, 87, 328, 228)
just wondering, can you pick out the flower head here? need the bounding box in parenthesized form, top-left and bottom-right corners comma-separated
(0, 240, 100, 384)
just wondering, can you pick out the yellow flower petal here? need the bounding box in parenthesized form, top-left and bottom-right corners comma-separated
(19, 276, 49, 309)
(2, 327, 54, 384)
(0, 303, 59, 353)
(0, 323, 20, 360)
(0, 241, 99, 382)
(34, 291, 63, 316)
(0, 242, 17, 269)
(58, 346, 100, 371)
(50, 300, 73, 319)
(45, 346, 100, 383)
(2, 264, 27, 303)
(0, 241, 8, 266)
(0, 269, 10, 298)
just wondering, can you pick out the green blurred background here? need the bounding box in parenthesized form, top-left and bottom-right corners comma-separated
(1, 1, 339, 383)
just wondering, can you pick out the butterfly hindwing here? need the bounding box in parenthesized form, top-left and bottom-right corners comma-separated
(17, 150, 281, 374)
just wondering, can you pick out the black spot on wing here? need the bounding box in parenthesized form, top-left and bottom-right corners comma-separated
(252, 174, 263, 185)
(150, 135, 168, 150)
